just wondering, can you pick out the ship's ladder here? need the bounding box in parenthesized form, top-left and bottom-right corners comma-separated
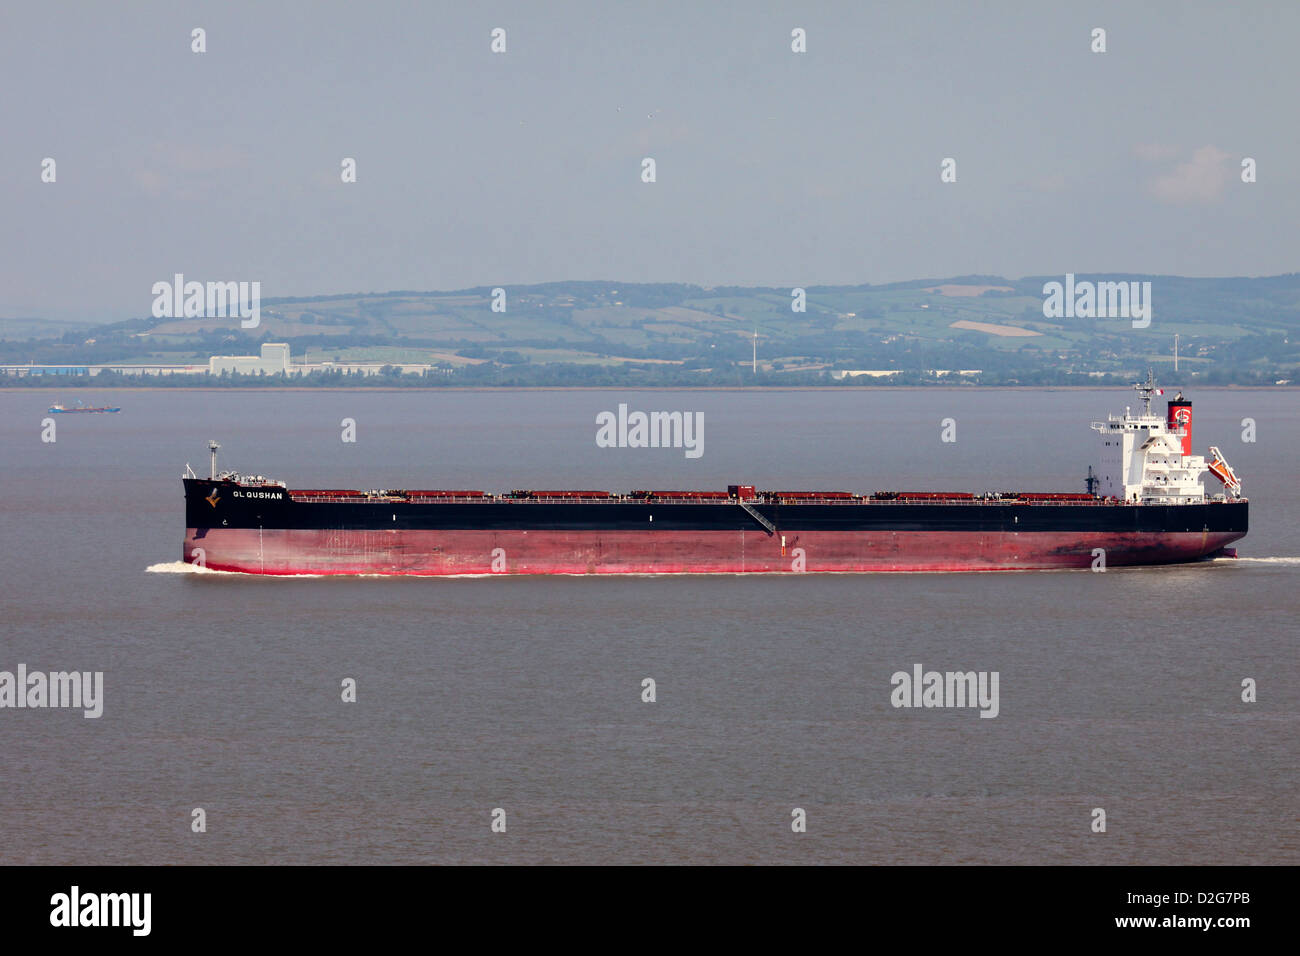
(737, 499, 776, 535)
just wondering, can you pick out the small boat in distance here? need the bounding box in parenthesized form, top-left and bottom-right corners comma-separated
(48, 400, 121, 414)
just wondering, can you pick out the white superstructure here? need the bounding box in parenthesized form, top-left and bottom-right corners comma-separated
(1090, 374, 1242, 504)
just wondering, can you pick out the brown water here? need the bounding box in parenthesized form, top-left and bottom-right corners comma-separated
(1, 388, 1296, 863)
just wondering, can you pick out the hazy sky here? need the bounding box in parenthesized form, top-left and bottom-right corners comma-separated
(3, 1, 1298, 321)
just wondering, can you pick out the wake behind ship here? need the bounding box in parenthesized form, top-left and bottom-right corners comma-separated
(181, 380, 1247, 575)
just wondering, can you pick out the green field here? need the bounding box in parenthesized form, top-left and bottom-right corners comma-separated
(5, 275, 1299, 386)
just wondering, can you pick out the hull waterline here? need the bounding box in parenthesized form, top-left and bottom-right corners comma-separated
(183, 525, 1246, 575)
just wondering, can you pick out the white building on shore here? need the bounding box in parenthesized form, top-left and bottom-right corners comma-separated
(3, 342, 448, 378)
(209, 342, 291, 376)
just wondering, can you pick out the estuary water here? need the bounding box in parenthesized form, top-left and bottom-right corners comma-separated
(1, 387, 1296, 864)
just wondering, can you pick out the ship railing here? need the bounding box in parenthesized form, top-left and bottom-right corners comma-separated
(404, 496, 486, 503)
(755, 497, 1121, 506)
(498, 496, 1234, 506)
(284, 494, 1244, 506)
(289, 494, 486, 503)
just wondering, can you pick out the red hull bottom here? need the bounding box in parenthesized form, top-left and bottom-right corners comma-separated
(183, 528, 1244, 575)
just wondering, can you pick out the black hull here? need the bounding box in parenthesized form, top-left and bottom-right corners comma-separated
(184, 479, 1248, 536)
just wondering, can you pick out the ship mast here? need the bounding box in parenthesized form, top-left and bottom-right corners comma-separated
(1133, 368, 1160, 417)
(208, 440, 221, 480)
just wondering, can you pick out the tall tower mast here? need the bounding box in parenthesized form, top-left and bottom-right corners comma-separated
(1133, 369, 1161, 416)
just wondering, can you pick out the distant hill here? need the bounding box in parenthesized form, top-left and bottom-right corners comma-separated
(4, 275, 1299, 386)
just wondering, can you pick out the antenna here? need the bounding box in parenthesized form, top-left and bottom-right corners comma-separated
(1174, 333, 1179, 373)
(208, 440, 221, 480)
(1133, 369, 1158, 416)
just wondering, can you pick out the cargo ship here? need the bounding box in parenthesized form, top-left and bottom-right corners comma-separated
(182, 378, 1247, 575)
(48, 401, 120, 413)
